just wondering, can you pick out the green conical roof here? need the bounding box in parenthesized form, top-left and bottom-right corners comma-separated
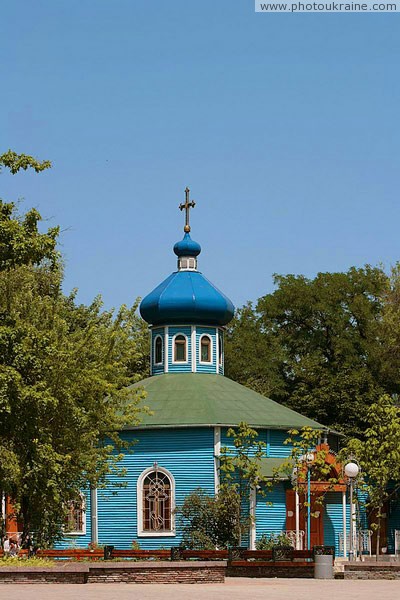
(127, 373, 324, 431)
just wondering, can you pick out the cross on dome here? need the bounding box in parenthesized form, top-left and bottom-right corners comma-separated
(179, 187, 196, 233)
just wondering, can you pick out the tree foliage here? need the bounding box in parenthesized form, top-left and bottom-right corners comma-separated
(0, 150, 51, 174)
(0, 155, 149, 545)
(219, 421, 272, 545)
(176, 487, 239, 549)
(340, 395, 400, 556)
(226, 267, 397, 437)
(178, 423, 273, 549)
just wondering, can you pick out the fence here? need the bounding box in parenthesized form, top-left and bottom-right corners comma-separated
(339, 530, 372, 557)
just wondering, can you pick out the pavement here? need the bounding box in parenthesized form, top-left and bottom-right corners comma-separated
(1, 578, 400, 600)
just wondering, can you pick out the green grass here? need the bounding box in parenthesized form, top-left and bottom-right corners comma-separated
(0, 556, 55, 568)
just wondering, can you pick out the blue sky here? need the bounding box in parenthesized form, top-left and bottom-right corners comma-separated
(1, 1, 399, 310)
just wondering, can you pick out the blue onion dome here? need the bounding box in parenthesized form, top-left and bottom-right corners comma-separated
(140, 270, 235, 326)
(173, 232, 201, 258)
(140, 188, 235, 326)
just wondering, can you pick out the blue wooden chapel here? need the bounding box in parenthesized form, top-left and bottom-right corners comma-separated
(59, 190, 399, 556)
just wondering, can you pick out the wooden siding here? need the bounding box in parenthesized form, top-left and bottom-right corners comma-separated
(323, 491, 350, 557)
(151, 327, 165, 376)
(269, 430, 292, 457)
(255, 482, 287, 542)
(94, 427, 215, 549)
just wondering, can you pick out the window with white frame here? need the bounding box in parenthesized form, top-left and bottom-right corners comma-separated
(137, 465, 175, 536)
(154, 335, 163, 365)
(173, 334, 187, 363)
(65, 495, 86, 535)
(218, 332, 223, 366)
(199, 334, 212, 363)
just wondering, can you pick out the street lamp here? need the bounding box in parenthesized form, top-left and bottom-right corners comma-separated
(295, 453, 314, 551)
(344, 460, 360, 562)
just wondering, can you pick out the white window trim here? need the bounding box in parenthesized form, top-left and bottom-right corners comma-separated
(137, 466, 176, 538)
(64, 494, 87, 536)
(199, 334, 213, 364)
(172, 333, 188, 364)
(218, 332, 224, 367)
(153, 334, 164, 366)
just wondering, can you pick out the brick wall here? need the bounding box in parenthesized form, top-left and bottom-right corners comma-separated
(344, 564, 400, 580)
(0, 561, 226, 585)
(227, 564, 314, 578)
(0, 569, 86, 584)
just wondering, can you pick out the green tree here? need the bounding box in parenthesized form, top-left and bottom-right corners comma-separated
(227, 267, 395, 437)
(341, 395, 400, 557)
(225, 303, 286, 399)
(0, 154, 148, 545)
(219, 421, 272, 545)
(0, 150, 51, 174)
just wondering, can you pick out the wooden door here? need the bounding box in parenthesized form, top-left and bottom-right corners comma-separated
(369, 502, 388, 554)
(286, 489, 324, 549)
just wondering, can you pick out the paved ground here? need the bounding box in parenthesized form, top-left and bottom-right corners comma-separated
(1, 578, 400, 600)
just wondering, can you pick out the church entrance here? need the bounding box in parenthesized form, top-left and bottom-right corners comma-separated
(286, 489, 324, 549)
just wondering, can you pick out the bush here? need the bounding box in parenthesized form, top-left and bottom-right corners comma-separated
(255, 533, 293, 550)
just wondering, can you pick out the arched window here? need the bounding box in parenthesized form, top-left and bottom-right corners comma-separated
(218, 332, 223, 366)
(65, 495, 86, 535)
(200, 335, 212, 363)
(154, 335, 163, 365)
(173, 334, 187, 363)
(137, 465, 175, 536)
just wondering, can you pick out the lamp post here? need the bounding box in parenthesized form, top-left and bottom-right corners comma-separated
(296, 453, 314, 551)
(345, 461, 360, 562)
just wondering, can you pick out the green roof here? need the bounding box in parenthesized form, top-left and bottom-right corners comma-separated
(128, 373, 324, 431)
(260, 458, 291, 479)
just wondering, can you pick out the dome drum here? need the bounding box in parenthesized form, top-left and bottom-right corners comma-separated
(150, 325, 225, 376)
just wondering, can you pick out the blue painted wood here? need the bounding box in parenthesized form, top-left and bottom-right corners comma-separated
(196, 326, 217, 373)
(323, 491, 350, 557)
(151, 327, 165, 376)
(255, 483, 287, 542)
(269, 430, 293, 457)
(93, 427, 215, 549)
(167, 326, 192, 373)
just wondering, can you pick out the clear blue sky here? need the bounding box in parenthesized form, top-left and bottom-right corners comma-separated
(1, 1, 399, 311)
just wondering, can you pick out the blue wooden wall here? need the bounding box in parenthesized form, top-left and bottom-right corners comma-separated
(256, 482, 287, 542)
(95, 427, 215, 549)
(323, 491, 350, 557)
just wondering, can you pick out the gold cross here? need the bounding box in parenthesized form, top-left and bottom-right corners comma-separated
(179, 187, 196, 233)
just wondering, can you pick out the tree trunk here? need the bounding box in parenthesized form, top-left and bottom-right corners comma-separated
(20, 495, 31, 546)
(375, 516, 381, 561)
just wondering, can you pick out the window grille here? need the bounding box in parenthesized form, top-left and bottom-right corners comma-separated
(65, 498, 85, 533)
(143, 471, 172, 532)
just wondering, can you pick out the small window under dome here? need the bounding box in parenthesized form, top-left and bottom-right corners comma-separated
(218, 332, 223, 366)
(174, 335, 187, 362)
(200, 335, 212, 363)
(178, 256, 197, 270)
(154, 336, 163, 365)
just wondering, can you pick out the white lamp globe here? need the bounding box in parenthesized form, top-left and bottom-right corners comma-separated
(345, 462, 359, 479)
